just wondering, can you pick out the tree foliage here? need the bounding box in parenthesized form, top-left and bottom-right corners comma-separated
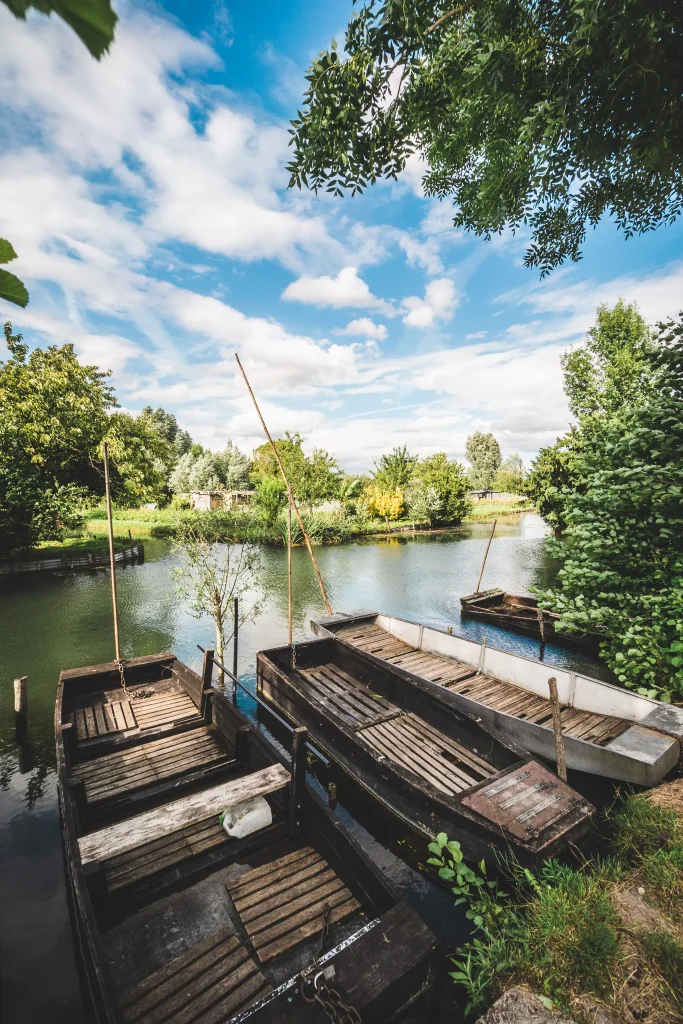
(250, 432, 340, 510)
(465, 432, 501, 489)
(364, 484, 404, 525)
(411, 452, 471, 523)
(103, 413, 172, 507)
(253, 476, 287, 527)
(537, 317, 683, 702)
(524, 433, 584, 532)
(493, 453, 526, 494)
(288, 0, 683, 274)
(372, 444, 417, 489)
(170, 442, 251, 494)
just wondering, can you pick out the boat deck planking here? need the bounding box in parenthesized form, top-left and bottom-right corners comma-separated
(103, 816, 228, 893)
(295, 663, 400, 731)
(227, 846, 361, 965)
(120, 927, 270, 1024)
(73, 688, 201, 743)
(337, 622, 631, 748)
(72, 726, 229, 803)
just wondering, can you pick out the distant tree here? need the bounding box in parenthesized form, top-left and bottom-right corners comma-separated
(251, 432, 307, 488)
(169, 442, 251, 494)
(253, 476, 288, 526)
(561, 300, 660, 419)
(412, 452, 471, 523)
(139, 406, 193, 462)
(338, 476, 363, 513)
(364, 484, 404, 527)
(465, 433, 501, 489)
(251, 432, 339, 509)
(102, 413, 172, 506)
(288, 0, 683, 275)
(407, 485, 444, 527)
(372, 445, 417, 490)
(297, 448, 342, 512)
(524, 433, 584, 533)
(494, 454, 526, 494)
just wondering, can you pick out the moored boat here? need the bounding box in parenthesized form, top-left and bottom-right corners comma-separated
(56, 651, 437, 1024)
(257, 637, 594, 866)
(460, 588, 600, 652)
(312, 611, 683, 787)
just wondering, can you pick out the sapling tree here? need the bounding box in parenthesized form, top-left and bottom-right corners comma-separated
(173, 517, 265, 687)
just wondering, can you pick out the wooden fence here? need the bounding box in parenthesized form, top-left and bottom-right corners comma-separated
(0, 544, 144, 577)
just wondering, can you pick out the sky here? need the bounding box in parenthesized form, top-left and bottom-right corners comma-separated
(1, 0, 682, 473)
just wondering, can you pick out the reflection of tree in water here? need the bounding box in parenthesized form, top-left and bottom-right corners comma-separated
(260, 547, 331, 631)
(0, 728, 55, 808)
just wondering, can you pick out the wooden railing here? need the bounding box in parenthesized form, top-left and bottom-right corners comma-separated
(0, 544, 144, 577)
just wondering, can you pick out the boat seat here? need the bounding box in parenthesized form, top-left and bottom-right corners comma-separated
(226, 846, 361, 965)
(357, 713, 496, 796)
(78, 763, 291, 866)
(72, 689, 200, 743)
(120, 926, 270, 1023)
(295, 663, 401, 731)
(72, 699, 137, 740)
(72, 726, 230, 804)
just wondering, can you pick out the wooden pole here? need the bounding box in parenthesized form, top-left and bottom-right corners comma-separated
(232, 596, 239, 702)
(287, 484, 293, 645)
(14, 676, 27, 736)
(289, 725, 308, 837)
(200, 648, 214, 722)
(234, 353, 332, 615)
(548, 677, 567, 782)
(103, 442, 122, 663)
(537, 605, 546, 643)
(475, 518, 497, 594)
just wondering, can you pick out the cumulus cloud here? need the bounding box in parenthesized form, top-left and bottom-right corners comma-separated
(281, 267, 394, 313)
(401, 278, 458, 327)
(334, 318, 388, 341)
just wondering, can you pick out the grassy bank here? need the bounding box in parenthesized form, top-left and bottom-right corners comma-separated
(439, 789, 683, 1022)
(463, 498, 534, 520)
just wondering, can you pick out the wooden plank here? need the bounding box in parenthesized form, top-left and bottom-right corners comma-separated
(399, 715, 496, 776)
(257, 896, 360, 964)
(228, 847, 316, 895)
(232, 859, 328, 912)
(94, 704, 107, 736)
(103, 704, 117, 732)
(247, 878, 347, 938)
(191, 971, 269, 1024)
(240, 868, 338, 925)
(121, 700, 137, 729)
(75, 709, 87, 741)
(84, 706, 97, 738)
(121, 929, 238, 1009)
(360, 719, 469, 795)
(79, 764, 290, 864)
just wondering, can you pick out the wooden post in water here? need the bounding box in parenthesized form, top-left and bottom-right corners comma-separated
(290, 726, 308, 837)
(537, 605, 546, 643)
(200, 647, 214, 722)
(14, 676, 27, 737)
(287, 484, 293, 645)
(235, 353, 332, 615)
(475, 518, 497, 594)
(103, 442, 122, 663)
(232, 596, 239, 702)
(548, 677, 567, 781)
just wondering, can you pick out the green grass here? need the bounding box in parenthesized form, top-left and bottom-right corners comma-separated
(463, 498, 534, 521)
(20, 535, 113, 560)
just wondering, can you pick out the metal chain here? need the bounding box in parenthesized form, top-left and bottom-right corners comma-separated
(116, 657, 154, 701)
(116, 658, 128, 696)
(298, 904, 361, 1024)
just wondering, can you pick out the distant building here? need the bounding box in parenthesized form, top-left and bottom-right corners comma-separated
(189, 490, 253, 511)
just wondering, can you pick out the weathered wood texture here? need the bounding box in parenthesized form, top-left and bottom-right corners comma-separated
(294, 663, 400, 730)
(357, 712, 496, 796)
(79, 763, 290, 865)
(120, 927, 270, 1023)
(227, 846, 360, 965)
(338, 622, 630, 746)
(72, 727, 228, 803)
(103, 815, 228, 892)
(73, 700, 137, 740)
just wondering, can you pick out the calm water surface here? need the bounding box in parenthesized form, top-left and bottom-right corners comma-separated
(0, 514, 608, 1023)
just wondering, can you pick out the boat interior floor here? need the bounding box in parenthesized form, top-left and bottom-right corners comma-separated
(72, 726, 231, 805)
(71, 679, 201, 745)
(336, 622, 631, 748)
(292, 659, 498, 794)
(106, 842, 366, 1022)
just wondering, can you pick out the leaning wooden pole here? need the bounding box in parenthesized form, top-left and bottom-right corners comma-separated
(287, 484, 293, 644)
(103, 442, 122, 663)
(475, 518, 497, 594)
(548, 676, 568, 782)
(234, 353, 332, 615)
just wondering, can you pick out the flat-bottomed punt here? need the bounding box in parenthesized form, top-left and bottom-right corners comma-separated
(257, 638, 594, 865)
(57, 652, 437, 1024)
(312, 612, 683, 787)
(460, 588, 599, 652)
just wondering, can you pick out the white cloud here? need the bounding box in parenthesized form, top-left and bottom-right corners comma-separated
(465, 330, 487, 341)
(281, 267, 394, 313)
(401, 278, 458, 328)
(334, 318, 388, 341)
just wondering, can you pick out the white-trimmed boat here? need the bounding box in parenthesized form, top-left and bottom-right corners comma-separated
(311, 611, 683, 787)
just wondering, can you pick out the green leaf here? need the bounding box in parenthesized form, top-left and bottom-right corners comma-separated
(538, 996, 554, 1010)
(436, 832, 448, 847)
(0, 238, 18, 264)
(0, 268, 29, 308)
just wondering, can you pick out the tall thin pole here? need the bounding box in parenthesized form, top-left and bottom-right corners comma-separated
(287, 484, 293, 644)
(234, 353, 332, 615)
(232, 596, 239, 701)
(475, 518, 497, 594)
(103, 442, 121, 662)
(548, 677, 567, 781)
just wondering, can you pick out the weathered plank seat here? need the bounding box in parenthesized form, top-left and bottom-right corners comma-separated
(72, 727, 229, 803)
(295, 662, 400, 731)
(227, 846, 361, 965)
(103, 816, 228, 893)
(357, 713, 496, 796)
(73, 699, 137, 740)
(120, 927, 270, 1023)
(79, 764, 291, 866)
(72, 689, 201, 744)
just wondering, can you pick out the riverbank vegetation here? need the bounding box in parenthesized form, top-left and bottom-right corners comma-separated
(524, 304, 683, 704)
(439, 789, 683, 1022)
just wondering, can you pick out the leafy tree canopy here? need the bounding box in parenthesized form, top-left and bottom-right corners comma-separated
(494, 454, 526, 494)
(251, 432, 340, 509)
(288, 0, 683, 274)
(169, 442, 251, 495)
(465, 432, 501, 489)
(372, 444, 417, 489)
(139, 406, 193, 462)
(411, 452, 471, 523)
(524, 432, 584, 532)
(103, 413, 172, 507)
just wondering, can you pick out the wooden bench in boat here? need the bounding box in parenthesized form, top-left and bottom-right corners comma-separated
(295, 663, 400, 731)
(226, 846, 361, 965)
(337, 622, 631, 748)
(72, 726, 229, 803)
(72, 688, 201, 743)
(120, 927, 270, 1024)
(79, 764, 291, 866)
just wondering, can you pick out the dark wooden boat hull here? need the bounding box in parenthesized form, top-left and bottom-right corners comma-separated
(460, 589, 600, 653)
(257, 639, 593, 868)
(56, 653, 437, 1024)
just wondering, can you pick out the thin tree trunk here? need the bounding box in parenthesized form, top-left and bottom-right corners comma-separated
(215, 620, 225, 689)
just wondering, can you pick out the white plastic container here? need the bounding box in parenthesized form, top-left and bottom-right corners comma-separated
(221, 796, 272, 839)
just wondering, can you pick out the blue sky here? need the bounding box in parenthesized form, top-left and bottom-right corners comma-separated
(1, 0, 682, 471)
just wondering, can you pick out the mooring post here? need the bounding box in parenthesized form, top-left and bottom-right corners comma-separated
(289, 726, 308, 837)
(548, 677, 567, 781)
(537, 605, 546, 643)
(200, 647, 214, 722)
(327, 781, 337, 810)
(232, 596, 239, 702)
(14, 676, 27, 738)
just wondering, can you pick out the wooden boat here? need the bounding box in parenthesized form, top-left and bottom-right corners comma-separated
(257, 637, 594, 866)
(56, 651, 437, 1024)
(460, 588, 600, 652)
(312, 611, 683, 787)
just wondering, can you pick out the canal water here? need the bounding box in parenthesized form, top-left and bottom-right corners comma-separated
(0, 514, 607, 1023)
